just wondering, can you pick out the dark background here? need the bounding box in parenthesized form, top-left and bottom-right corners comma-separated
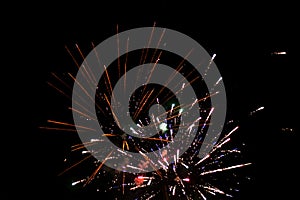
(6, 1, 298, 199)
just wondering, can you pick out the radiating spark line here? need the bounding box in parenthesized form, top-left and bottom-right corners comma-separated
(197, 189, 207, 200)
(130, 184, 147, 190)
(51, 72, 72, 90)
(162, 48, 194, 90)
(84, 150, 114, 186)
(271, 51, 287, 55)
(133, 89, 154, 120)
(195, 154, 211, 166)
(154, 91, 219, 123)
(49, 78, 103, 116)
(221, 149, 241, 153)
(132, 89, 152, 120)
(138, 150, 162, 178)
(182, 178, 190, 182)
(124, 37, 129, 92)
(139, 48, 146, 65)
(47, 82, 71, 99)
(66, 45, 96, 90)
(75, 43, 97, 84)
(249, 106, 264, 116)
(71, 143, 94, 152)
(215, 138, 231, 149)
(58, 154, 93, 176)
(150, 28, 166, 63)
(72, 178, 86, 186)
(39, 127, 80, 132)
(202, 185, 232, 197)
(129, 127, 139, 135)
(200, 163, 252, 175)
(141, 51, 163, 95)
(146, 49, 193, 110)
(221, 126, 239, 142)
(104, 64, 117, 105)
(103, 93, 121, 128)
(181, 162, 189, 169)
(142, 22, 156, 64)
(116, 24, 121, 78)
(117, 149, 133, 157)
(165, 72, 200, 103)
(215, 77, 222, 86)
(47, 120, 96, 131)
(68, 107, 97, 121)
(81, 64, 96, 87)
(68, 73, 95, 103)
(71, 140, 103, 150)
(65, 45, 80, 69)
(158, 160, 168, 170)
(172, 185, 176, 195)
(143, 137, 171, 143)
(91, 42, 115, 102)
(126, 165, 145, 171)
(201, 107, 214, 130)
(168, 68, 197, 97)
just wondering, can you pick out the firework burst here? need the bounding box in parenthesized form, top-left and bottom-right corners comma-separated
(40, 24, 254, 199)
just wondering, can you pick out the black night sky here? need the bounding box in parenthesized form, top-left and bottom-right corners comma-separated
(6, 1, 298, 200)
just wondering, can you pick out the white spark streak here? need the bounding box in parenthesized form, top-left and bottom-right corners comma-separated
(197, 189, 207, 200)
(195, 154, 210, 166)
(158, 160, 168, 170)
(72, 179, 85, 186)
(215, 77, 222, 86)
(117, 149, 133, 157)
(130, 127, 139, 135)
(126, 165, 145, 171)
(181, 83, 186, 90)
(172, 185, 176, 195)
(189, 99, 198, 110)
(200, 163, 252, 175)
(181, 162, 189, 169)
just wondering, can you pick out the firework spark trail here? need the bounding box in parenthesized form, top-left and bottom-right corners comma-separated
(47, 81, 71, 99)
(38, 126, 79, 132)
(142, 22, 156, 65)
(91, 42, 114, 101)
(83, 150, 114, 187)
(47, 120, 96, 131)
(201, 107, 214, 131)
(124, 37, 130, 92)
(70, 138, 105, 152)
(200, 163, 252, 176)
(140, 51, 163, 95)
(150, 28, 166, 63)
(68, 107, 96, 121)
(40, 118, 97, 133)
(140, 26, 166, 101)
(133, 89, 155, 120)
(65, 45, 97, 93)
(75, 44, 97, 84)
(195, 126, 238, 167)
(134, 22, 157, 93)
(116, 24, 121, 78)
(48, 78, 104, 117)
(144, 50, 193, 111)
(103, 93, 121, 128)
(58, 154, 93, 176)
